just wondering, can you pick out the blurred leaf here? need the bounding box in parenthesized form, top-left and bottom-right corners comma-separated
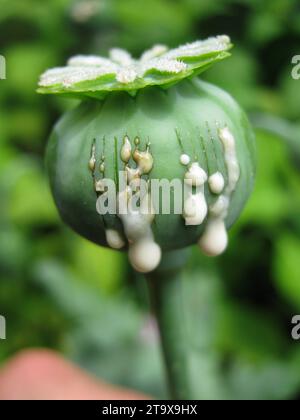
(241, 130, 293, 226)
(251, 113, 300, 167)
(70, 237, 126, 294)
(226, 357, 300, 400)
(273, 234, 300, 309)
(104, 0, 194, 51)
(203, 47, 259, 109)
(33, 259, 166, 396)
(247, 13, 283, 45)
(8, 164, 58, 227)
(5, 43, 58, 98)
(0, 226, 30, 274)
(7, 108, 47, 151)
(183, 268, 300, 400)
(280, 67, 300, 121)
(216, 302, 286, 361)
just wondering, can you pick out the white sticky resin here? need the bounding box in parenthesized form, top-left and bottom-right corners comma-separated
(183, 189, 207, 226)
(105, 229, 125, 249)
(198, 127, 240, 256)
(182, 162, 208, 226)
(128, 239, 161, 273)
(198, 218, 228, 256)
(180, 154, 190, 166)
(208, 171, 225, 194)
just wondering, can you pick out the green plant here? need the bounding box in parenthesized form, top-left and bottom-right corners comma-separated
(38, 36, 256, 399)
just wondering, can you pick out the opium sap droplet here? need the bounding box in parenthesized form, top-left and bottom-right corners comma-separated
(184, 162, 207, 187)
(183, 162, 208, 226)
(117, 145, 160, 273)
(198, 127, 240, 256)
(218, 127, 240, 191)
(133, 148, 153, 175)
(88, 143, 96, 172)
(208, 172, 224, 194)
(126, 166, 141, 183)
(129, 239, 161, 273)
(198, 218, 228, 256)
(120, 136, 132, 163)
(180, 154, 190, 166)
(183, 189, 207, 226)
(105, 229, 125, 249)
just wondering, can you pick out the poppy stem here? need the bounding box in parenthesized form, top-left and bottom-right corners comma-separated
(146, 248, 191, 400)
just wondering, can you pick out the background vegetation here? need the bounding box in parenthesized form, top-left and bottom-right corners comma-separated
(0, 0, 300, 399)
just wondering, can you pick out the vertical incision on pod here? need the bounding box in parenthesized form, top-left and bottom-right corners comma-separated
(198, 126, 240, 256)
(89, 135, 161, 273)
(119, 136, 161, 273)
(180, 125, 240, 256)
(89, 124, 240, 272)
(89, 139, 126, 250)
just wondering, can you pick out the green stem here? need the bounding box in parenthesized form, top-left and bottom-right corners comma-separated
(145, 249, 191, 400)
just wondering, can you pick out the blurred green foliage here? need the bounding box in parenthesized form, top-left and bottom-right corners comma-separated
(0, 0, 300, 400)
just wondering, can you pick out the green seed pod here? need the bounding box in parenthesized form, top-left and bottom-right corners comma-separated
(39, 36, 256, 273)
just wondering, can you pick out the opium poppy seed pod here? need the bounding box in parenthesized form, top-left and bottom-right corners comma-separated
(38, 36, 256, 274)
(38, 36, 256, 400)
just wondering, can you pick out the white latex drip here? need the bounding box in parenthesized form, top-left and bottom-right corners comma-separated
(180, 154, 190, 166)
(198, 127, 240, 256)
(105, 229, 125, 250)
(182, 162, 208, 226)
(120, 136, 132, 163)
(118, 138, 160, 273)
(118, 190, 161, 273)
(208, 171, 225, 194)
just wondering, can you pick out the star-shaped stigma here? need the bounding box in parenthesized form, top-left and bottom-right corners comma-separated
(38, 36, 232, 98)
